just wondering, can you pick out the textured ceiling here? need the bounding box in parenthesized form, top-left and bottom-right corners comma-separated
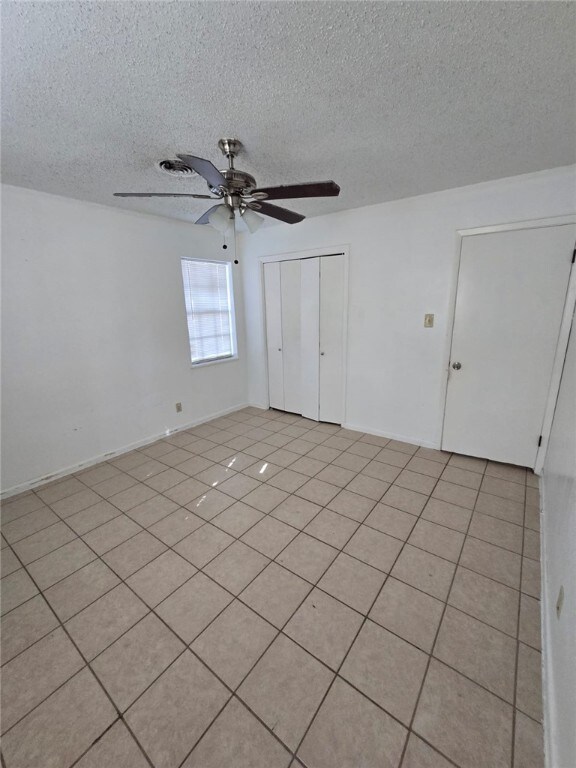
(2, 1, 575, 224)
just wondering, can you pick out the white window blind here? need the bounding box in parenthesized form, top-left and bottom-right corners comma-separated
(181, 259, 236, 365)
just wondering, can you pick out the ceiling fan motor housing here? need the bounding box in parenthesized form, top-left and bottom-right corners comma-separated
(210, 169, 257, 201)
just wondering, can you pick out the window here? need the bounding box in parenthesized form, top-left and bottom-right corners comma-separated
(180, 258, 237, 365)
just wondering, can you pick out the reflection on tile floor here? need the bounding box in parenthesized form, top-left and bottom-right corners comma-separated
(0, 407, 544, 768)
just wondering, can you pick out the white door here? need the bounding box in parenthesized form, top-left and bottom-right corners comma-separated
(263, 262, 284, 410)
(319, 254, 346, 423)
(280, 259, 302, 414)
(442, 224, 575, 467)
(300, 258, 321, 420)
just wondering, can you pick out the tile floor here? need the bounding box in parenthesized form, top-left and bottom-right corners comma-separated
(0, 407, 544, 768)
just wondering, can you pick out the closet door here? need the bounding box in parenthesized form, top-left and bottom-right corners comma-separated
(319, 254, 345, 423)
(263, 262, 284, 410)
(300, 258, 320, 420)
(280, 259, 302, 413)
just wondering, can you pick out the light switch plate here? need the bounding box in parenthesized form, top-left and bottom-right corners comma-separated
(424, 314, 434, 328)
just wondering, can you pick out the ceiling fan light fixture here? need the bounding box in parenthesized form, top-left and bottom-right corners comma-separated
(241, 207, 264, 234)
(208, 205, 234, 234)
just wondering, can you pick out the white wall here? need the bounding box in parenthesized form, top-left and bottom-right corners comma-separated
(541, 314, 576, 768)
(239, 166, 576, 447)
(1, 185, 247, 494)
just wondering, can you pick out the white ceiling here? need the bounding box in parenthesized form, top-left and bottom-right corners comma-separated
(2, 1, 575, 224)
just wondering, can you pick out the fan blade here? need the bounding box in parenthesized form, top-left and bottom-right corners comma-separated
(251, 181, 340, 200)
(195, 204, 225, 225)
(177, 155, 227, 188)
(248, 201, 305, 224)
(114, 193, 216, 199)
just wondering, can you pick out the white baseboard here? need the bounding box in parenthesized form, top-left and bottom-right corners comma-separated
(1, 402, 251, 499)
(342, 422, 438, 450)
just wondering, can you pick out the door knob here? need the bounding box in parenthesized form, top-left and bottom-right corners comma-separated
(452, 362, 462, 370)
(278, 348, 282, 352)
(320, 352, 325, 356)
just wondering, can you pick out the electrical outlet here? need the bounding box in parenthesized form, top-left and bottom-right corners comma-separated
(424, 313, 434, 328)
(556, 585, 564, 618)
(175, 402, 182, 413)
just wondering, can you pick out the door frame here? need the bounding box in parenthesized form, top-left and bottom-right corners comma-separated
(258, 245, 350, 424)
(440, 215, 576, 472)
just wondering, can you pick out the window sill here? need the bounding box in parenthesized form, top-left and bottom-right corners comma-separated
(190, 355, 239, 370)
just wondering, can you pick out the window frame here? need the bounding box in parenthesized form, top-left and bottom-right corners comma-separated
(180, 257, 238, 368)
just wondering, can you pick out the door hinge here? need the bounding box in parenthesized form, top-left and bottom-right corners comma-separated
(538, 435, 543, 447)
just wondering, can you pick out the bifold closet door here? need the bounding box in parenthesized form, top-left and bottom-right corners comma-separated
(280, 259, 302, 413)
(319, 254, 345, 423)
(263, 262, 284, 410)
(300, 258, 320, 420)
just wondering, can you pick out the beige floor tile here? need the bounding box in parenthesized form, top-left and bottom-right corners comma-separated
(414, 659, 513, 768)
(374, 447, 411, 468)
(12, 521, 77, 564)
(49, 489, 102, 519)
(305, 508, 359, 548)
(415, 447, 451, 464)
(2, 507, 59, 543)
(27, 538, 96, 589)
(76, 463, 123, 485)
(218, 473, 262, 500)
(284, 438, 317, 456)
(92, 614, 184, 711)
(448, 454, 487, 474)
(125, 652, 230, 768)
(514, 711, 544, 768)
(127, 459, 167, 482)
(315, 464, 357, 488)
(65, 583, 148, 659)
(265, 449, 302, 468)
(285, 588, 363, 669)
(296, 478, 340, 506)
(287, 455, 327, 476)
(408, 519, 465, 562)
(242, 483, 289, 512)
(157, 447, 196, 467)
(345, 525, 403, 573)
(441, 465, 482, 490)
(360, 459, 400, 483)
(1, 626, 85, 733)
(348, 441, 381, 459)
(220, 451, 259, 472)
(460, 536, 521, 589)
(298, 677, 407, 768)
(0, 594, 59, 664)
(481, 475, 525, 503)
(486, 461, 527, 484)
(327, 489, 376, 522)
(238, 634, 333, 750)
(475, 491, 524, 525)
(394, 469, 437, 495)
(422, 497, 472, 532)
(179, 455, 218, 478)
(521, 558, 541, 599)
(266, 468, 309, 493)
(382, 484, 428, 515)
(204, 540, 269, 594)
(523, 528, 540, 561)
(386, 439, 419, 455)
(163, 478, 210, 506)
(526, 487, 540, 508)
(148, 508, 204, 546)
(1, 568, 39, 614)
(173, 524, 234, 568)
(109, 483, 158, 511)
(391, 544, 455, 600)
(91, 472, 139, 499)
(519, 594, 542, 650)
(433, 480, 477, 510)
(110, 450, 150, 472)
(75, 721, 150, 768)
(332, 452, 369, 472)
(244, 441, 275, 459)
(370, 577, 444, 653)
(434, 606, 517, 702)
(155, 571, 232, 643)
(346, 473, 390, 501)
(318, 552, 385, 614)
(185, 488, 234, 520)
(365, 504, 417, 540)
(241, 516, 298, 558)
(1, 668, 116, 768)
(65, 500, 121, 536)
(406, 456, 444, 478)
(127, 550, 196, 607)
(323, 435, 355, 451)
(144, 467, 188, 493)
(469, 512, 523, 554)
(82, 515, 142, 555)
(241, 562, 311, 627)
(448, 567, 519, 636)
(125, 495, 179, 527)
(212, 501, 264, 537)
(36, 477, 86, 505)
(526, 471, 540, 489)
(402, 733, 454, 768)
(341, 619, 428, 724)
(1, 493, 45, 523)
(516, 643, 543, 722)
(1, 547, 20, 577)
(44, 559, 120, 621)
(192, 601, 277, 688)
(102, 530, 167, 579)
(276, 533, 338, 583)
(271, 495, 322, 529)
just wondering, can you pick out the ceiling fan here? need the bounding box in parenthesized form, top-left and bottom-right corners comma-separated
(114, 138, 340, 231)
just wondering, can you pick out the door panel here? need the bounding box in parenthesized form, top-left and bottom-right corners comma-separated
(280, 259, 302, 414)
(263, 262, 284, 410)
(442, 224, 575, 467)
(319, 254, 346, 424)
(300, 257, 320, 420)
